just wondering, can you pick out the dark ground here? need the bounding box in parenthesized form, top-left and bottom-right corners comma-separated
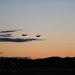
(0, 57, 75, 74)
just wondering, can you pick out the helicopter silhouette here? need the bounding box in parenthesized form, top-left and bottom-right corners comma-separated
(22, 34, 27, 36)
(36, 35, 41, 37)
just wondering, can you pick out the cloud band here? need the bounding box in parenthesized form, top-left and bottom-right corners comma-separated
(0, 38, 42, 42)
(0, 29, 21, 33)
(0, 34, 12, 37)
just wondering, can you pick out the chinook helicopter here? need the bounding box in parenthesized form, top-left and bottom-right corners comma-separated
(22, 34, 27, 36)
(36, 35, 41, 37)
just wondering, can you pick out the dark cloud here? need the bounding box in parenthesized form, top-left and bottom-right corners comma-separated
(0, 29, 22, 33)
(0, 38, 43, 42)
(0, 34, 12, 37)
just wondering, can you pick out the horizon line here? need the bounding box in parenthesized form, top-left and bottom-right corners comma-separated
(0, 56, 75, 60)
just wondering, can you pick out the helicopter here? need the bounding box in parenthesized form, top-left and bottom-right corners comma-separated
(36, 35, 41, 37)
(22, 34, 27, 36)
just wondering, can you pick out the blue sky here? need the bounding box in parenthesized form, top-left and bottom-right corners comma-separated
(0, 0, 75, 30)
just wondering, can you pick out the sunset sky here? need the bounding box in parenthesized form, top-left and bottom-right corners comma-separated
(0, 0, 75, 59)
